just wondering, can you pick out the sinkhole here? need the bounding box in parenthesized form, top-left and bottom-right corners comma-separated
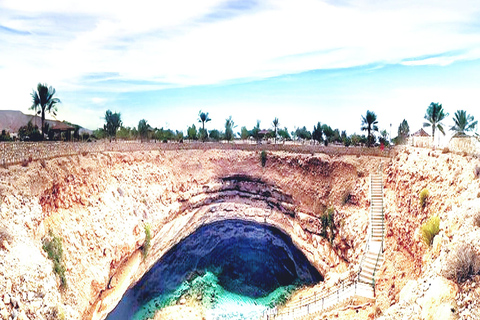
(106, 219, 322, 320)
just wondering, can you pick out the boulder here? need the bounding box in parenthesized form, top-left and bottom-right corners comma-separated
(399, 280, 417, 303)
(421, 277, 459, 320)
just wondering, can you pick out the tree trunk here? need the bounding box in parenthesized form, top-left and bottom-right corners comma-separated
(41, 108, 46, 141)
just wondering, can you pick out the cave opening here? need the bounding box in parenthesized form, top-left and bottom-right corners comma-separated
(106, 219, 322, 320)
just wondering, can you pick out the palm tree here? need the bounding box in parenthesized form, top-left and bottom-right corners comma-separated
(198, 110, 211, 142)
(272, 117, 279, 144)
(224, 116, 236, 141)
(423, 102, 448, 144)
(30, 83, 61, 139)
(312, 122, 323, 145)
(450, 110, 477, 136)
(138, 119, 151, 142)
(104, 110, 122, 142)
(361, 110, 379, 147)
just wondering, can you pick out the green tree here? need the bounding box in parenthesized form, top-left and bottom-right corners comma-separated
(131, 127, 139, 140)
(30, 83, 61, 139)
(277, 127, 291, 141)
(312, 122, 323, 145)
(209, 129, 221, 141)
(396, 119, 410, 145)
(198, 110, 211, 142)
(450, 110, 477, 136)
(240, 126, 249, 141)
(341, 130, 351, 147)
(361, 110, 379, 147)
(0, 130, 12, 142)
(225, 116, 236, 141)
(187, 124, 198, 140)
(92, 128, 107, 140)
(175, 130, 184, 142)
(272, 117, 279, 144)
(18, 121, 42, 141)
(103, 110, 122, 142)
(138, 119, 151, 142)
(379, 129, 389, 146)
(423, 102, 448, 143)
(252, 121, 261, 143)
(295, 126, 311, 141)
(322, 124, 334, 146)
(332, 128, 341, 143)
(117, 126, 132, 140)
(350, 133, 361, 146)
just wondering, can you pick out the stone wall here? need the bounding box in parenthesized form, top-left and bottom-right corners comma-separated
(409, 136, 432, 148)
(407, 136, 480, 156)
(448, 136, 480, 155)
(0, 141, 393, 166)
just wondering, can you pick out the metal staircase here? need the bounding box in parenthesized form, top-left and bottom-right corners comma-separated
(261, 165, 385, 320)
(358, 171, 385, 286)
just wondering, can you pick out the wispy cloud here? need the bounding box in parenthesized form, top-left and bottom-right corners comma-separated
(0, 24, 31, 35)
(1, 0, 480, 130)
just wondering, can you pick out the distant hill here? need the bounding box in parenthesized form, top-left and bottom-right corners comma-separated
(0, 110, 92, 136)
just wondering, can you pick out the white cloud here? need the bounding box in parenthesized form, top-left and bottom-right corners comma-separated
(91, 97, 106, 104)
(1, 0, 480, 130)
(2, 0, 480, 88)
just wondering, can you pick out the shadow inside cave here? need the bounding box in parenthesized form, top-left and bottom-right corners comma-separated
(106, 219, 322, 320)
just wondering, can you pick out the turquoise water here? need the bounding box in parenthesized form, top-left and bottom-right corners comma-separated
(132, 271, 296, 320)
(106, 220, 321, 320)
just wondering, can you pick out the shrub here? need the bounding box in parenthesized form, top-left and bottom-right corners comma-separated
(420, 215, 440, 246)
(51, 305, 66, 320)
(442, 147, 450, 154)
(321, 206, 336, 243)
(260, 150, 267, 167)
(21, 158, 31, 167)
(42, 231, 67, 288)
(475, 165, 480, 179)
(419, 188, 429, 209)
(341, 191, 352, 205)
(142, 224, 152, 259)
(443, 243, 480, 283)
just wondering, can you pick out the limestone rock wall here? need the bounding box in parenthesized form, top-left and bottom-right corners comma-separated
(0, 149, 379, 320)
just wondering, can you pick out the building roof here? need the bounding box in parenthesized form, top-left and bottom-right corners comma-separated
(50, 122, 75, 131)
(412, 128, 430, 137)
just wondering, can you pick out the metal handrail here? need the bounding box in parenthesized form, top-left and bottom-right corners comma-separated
(371, 164, 385, 290)
(262, 278, 361, 319)
(261, 167, 386, 319)
(357, 173, 373, 281)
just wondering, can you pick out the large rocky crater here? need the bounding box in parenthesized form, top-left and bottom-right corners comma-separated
(1, 147, 479, 319)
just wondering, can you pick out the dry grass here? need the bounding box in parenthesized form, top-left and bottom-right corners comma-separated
(443, 243, 480, 283)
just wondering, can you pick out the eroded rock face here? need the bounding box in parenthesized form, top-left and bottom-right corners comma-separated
(0, 149, 376, 320)
(107, 220, 322, 320)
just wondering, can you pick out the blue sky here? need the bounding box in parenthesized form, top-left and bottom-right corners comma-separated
(1, 0, 480, 139)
